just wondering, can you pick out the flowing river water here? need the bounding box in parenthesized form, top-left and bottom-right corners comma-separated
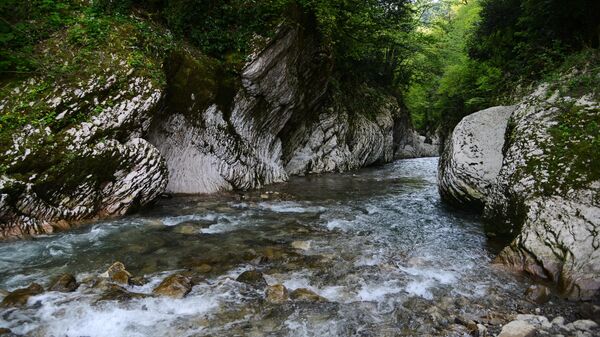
(0, 158, 576, 336)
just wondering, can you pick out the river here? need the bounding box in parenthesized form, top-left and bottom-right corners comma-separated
(0, 158, 574, 336)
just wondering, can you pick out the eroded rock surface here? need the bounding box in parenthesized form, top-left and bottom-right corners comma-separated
(488, 85, 600, 300)
(1, 21, 428, 240)
(439, 75, 600, 299)
(0, 69, 168, 239)
(438, 106, 515, 209)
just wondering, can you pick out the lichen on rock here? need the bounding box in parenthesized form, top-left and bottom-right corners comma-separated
(438, 63, 600, 300)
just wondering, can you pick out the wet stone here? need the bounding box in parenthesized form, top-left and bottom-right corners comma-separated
(266, 284, 288, 304)
(48, 273, 79, 292)
(289, 288, 327, 302)
(171, 220, 216, 235)
(0, 328, 14, 336)
(111, 270, 131, 285)
(103, 261, 132, 285)
(129, 276, 149, 286)
(236, 270, 267, 288)
(0, 283, 44, 308)
(152, 273, 192, 298)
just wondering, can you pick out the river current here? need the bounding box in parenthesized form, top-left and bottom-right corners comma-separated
(0, 158, 569, 336)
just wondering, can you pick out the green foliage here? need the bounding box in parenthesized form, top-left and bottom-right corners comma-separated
(0, 0, 77, 76)
(405, 0, 491, 133)
(0, 3, 174, 146)
(470, 0, 600, 84)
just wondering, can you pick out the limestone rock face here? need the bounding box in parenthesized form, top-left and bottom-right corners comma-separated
(149, 27, 332, 193)
(487, 85, 600, 300)
(394, 130, 440, 159)
(438, 106, 516, 209)
(0, 69, 168, 240)
(0, 21, 426, 240)
(439, 77, 600, 300)
(283, 99, 394, 175)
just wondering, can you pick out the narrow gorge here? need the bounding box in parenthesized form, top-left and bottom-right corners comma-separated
(0, 1, 598, 336)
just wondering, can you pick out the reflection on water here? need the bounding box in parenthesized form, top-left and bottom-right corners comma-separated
(0, 158, 567, 336)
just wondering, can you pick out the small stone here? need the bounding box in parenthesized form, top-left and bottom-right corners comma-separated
(571, 320, 598, 332)
(0, 328, 12, 335)
(291, 241, 311, 250)
(266, 284, 288, 304)
(48, 273, 79, 292)
(515, 314, 552, 329)
(172, 224, 197, 235)
(498, 320, 537, 337)
(0, 283, 44, 308)
(103, 262, 132, 285)
(289, 288, 327, 302)
(236, 270, 267, 288)
(152, 274, 192, 298)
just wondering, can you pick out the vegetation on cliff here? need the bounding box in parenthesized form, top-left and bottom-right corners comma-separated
(405, 0, 599, 137)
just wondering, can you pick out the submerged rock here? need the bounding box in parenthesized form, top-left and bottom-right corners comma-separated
(0, 283, 44, 308)
(236, 270, 267, 288)
(289, 288, 326, 302)
(48, 273, 79, 292)
(98, 284, 148, 302)
(152, 273, 192, 298)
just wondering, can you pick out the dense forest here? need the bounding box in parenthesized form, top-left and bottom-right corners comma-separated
(1, 0, 598, 139)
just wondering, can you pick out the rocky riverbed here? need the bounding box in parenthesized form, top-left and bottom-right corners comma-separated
(0, 158, 597, 337)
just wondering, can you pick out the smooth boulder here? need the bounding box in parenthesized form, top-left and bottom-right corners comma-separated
(438, 106, 515, 209)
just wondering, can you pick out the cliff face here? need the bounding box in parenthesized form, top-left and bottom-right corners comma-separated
(0, 20, 170, 239)
(147, 26, 333, 193)
(438, 67, 600, 300)
(0, 20, 428, 240)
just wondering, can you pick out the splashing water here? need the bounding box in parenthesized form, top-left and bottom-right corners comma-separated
(0, 158, 570, 336)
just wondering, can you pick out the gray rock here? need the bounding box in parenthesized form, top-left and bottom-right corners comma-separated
(498, 320, 537, 337)
(439, 74, 600, 300)
(438, 106, 516, 209)
(515, 314, 552, 329)
(571, 320, 598, 332)
(0, 20, 429, 240)
(489, 85, 600, 300)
